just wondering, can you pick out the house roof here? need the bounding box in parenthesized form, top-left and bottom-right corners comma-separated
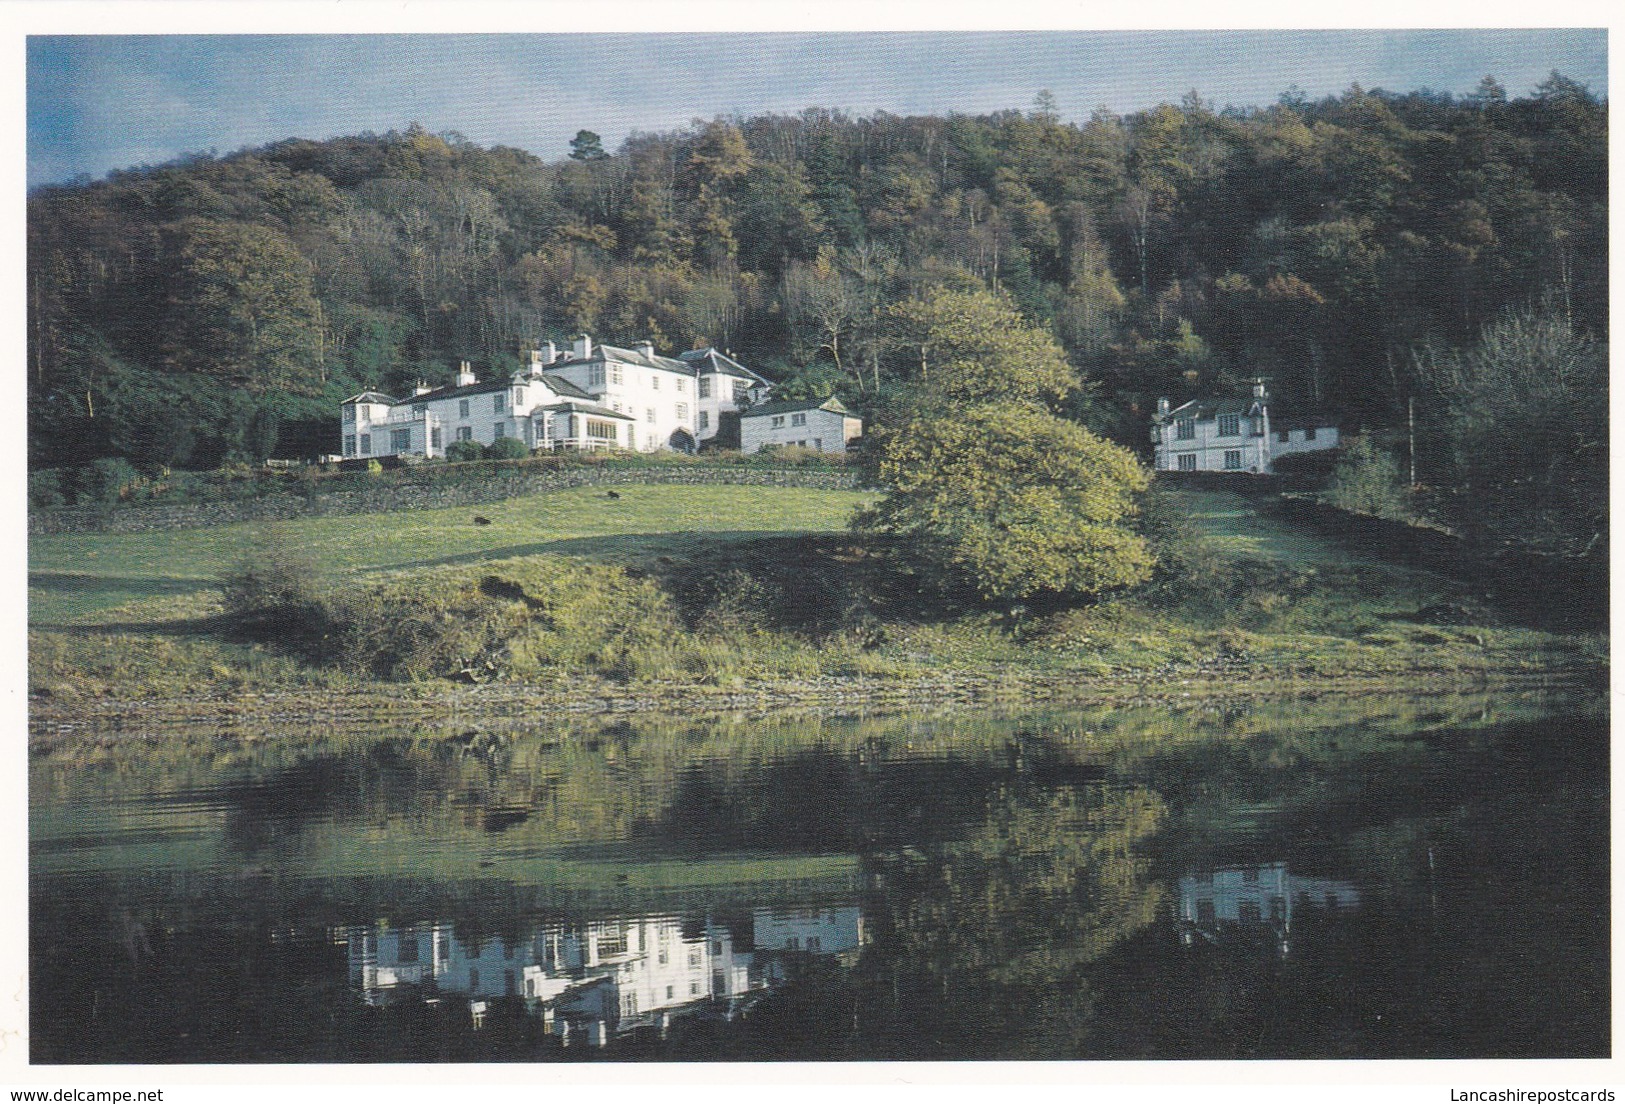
(741, 395, 853, 419)
(393, 378, 511, 405)
(344, 390, 399, 405)
(551, 342, 694, 376)
(679, 347, 772, 384)
(1156, 395, 1335, 428)
(534, 401, 636, 421)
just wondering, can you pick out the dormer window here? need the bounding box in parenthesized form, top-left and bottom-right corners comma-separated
(589, 364, 606, 387)
(1176, 419, 1195, 441)
(1218, 414, 1240, 437)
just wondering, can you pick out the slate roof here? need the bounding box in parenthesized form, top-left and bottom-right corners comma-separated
(679, 347, 772, 385)
(1157, 395, 1337, 428)
(343, 391, 400, 405)
(741, 395, 852, 419)
(391, 378, 512, 405)
(535, 401, 635, 420)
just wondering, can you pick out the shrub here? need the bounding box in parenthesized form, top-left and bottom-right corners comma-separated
(75, 457, 144, 504)
(28, 469, 67, 510)
(219, 537, 330, 649)
(1324, 437, 1412, 520)
(486, 437, 529, 461)
(445, 440, 485, 463)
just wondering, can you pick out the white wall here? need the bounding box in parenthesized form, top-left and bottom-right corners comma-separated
(741, 407, 856, 453)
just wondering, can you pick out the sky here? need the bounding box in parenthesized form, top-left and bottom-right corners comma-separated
(24, 28, 1611, 188)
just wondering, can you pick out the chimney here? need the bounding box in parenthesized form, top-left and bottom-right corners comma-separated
(1156, 397, 1170, 417)
(415, 380, 432, 396)
(455, 361, 476, 387)
(572, 334, 593, 361)
(635, 340, 655, 360)
(1252, 377, 1268, 400)
(540, 341, 558, 365)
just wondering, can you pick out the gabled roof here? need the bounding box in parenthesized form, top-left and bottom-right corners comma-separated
(535, 374, 593, 400)
(741, 395, 853, 419)
(551, 342, 695, 376)
(1157, 395, 1335, 429)
(679, 347, 772, 385)
(343, 390, 399, 405)
(393, 378, 511, 405)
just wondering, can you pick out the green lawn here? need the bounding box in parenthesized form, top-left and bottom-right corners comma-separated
(29, 484, 872, 625)
(1174, 488, 1384, 566)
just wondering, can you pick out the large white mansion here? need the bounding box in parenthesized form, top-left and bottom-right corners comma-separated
(340, 336, 773, 459)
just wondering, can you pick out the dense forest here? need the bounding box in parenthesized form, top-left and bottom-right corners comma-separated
(27, 76, 1606, 551)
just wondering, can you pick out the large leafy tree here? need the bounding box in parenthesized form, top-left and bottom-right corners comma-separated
(860, 288, 1151, 604)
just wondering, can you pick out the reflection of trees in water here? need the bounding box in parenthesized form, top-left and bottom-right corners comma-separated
(772, 781, 1168, 1060)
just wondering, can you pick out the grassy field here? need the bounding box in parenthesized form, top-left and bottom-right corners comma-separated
(26, 484, 1605, 712)
(29, 483, 872, 625)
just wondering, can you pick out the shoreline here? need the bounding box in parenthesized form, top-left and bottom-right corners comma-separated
(28, 663, 1604, 745)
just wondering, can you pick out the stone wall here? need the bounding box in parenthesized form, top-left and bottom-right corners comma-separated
(31, 466, 865, 535)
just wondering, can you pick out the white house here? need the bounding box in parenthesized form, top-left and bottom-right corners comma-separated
(739, 396, 863, 454)
(340, 335, 772, 460)
(1151, 382, 1339, 474)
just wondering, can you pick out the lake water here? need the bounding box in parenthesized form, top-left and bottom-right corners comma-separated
(30, 690, 1609, 1062)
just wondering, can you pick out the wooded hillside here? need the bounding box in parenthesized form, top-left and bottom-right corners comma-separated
(29, 77, 1606, 508)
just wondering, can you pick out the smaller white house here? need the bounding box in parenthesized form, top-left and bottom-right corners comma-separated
(1151, 381, 1339, 474)
(740, 396, 863, 454)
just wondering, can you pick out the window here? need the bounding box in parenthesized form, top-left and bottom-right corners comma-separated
(807, 936, 821, 953)
(1196, 900, 1216, 924)
(344, 435, 356, 457)
(469, 968, 479, 991)
(771, 415, 785, 429)
(699, 377, 712, 399)
(609, 365, 623, 385)
(457, 426, 473, 442)
(398, 931, 419, 963)
(1224, 449, 1242, 470)
(391, 428, 411, 451)
(646, 408, 656, 423)
(666, 985, 674, 1000)
(493, 423, 505, 438)
(430, 428, 443, 449)
(586, 419, 618, 441)
(1304, 426, 1317, 441)
(589, 364, 606, 387)
(651, 375, 659, 391)
(688, 949, 702, 968)
(1176, 418, 1195, 441)
(493, 393, 505, 412)
(813, 438, 823, 451)
(1218, 413, 1240, 437)
(711, 940, 722, 955)
(459, 399, 470, 418)
(733, 382, 749, 403)
(1238, 900, 1262, 924)
(359, 433, 372, 455)
(675, 402, 688, 420)
(413, 402, 427, 414)
(343, 406, 355, 423)
(791, 412, 807, 427)
(658, 949, 669, 966)
(690, 980, 701, 995)
(675, 379, 685, 393)
(698, 411, 710, 431)
(1277, 428, 1290, 443)
(1177, 454, 1197, 472)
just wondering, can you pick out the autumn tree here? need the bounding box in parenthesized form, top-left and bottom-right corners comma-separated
(858, 288, 1152, 605)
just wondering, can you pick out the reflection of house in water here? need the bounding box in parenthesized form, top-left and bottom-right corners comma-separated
(1178, 863, 1359, 957)
(345, 904, 866, 1048)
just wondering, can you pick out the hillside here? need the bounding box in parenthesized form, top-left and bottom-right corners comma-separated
(29, 81, 1607, 476)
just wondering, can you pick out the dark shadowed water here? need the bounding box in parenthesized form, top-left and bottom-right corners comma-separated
(29, 690, 1608, 1062)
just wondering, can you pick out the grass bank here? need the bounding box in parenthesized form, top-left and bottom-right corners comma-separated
(28, 486, 1606, 731)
